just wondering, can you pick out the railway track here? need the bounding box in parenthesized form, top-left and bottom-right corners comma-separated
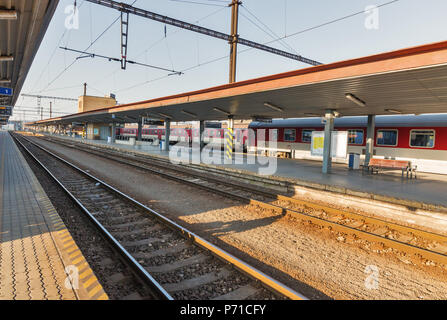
(13, 133, 306, 300)
(31, 134, 447, 268)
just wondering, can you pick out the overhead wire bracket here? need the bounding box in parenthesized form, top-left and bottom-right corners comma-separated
(120, 10, 129, 69)
(60, 46, 183, 74)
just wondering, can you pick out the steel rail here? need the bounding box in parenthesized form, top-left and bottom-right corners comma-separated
(12, 133, 173, 300)
(42, 136, 283, 199)
(16, 133, 307, 300)
(36, 135, 447, 267)
(82, 138, 447, 247)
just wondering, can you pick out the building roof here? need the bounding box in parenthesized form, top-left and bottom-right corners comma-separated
(29, 39, 447, 126)
(0, 0, 59, 110)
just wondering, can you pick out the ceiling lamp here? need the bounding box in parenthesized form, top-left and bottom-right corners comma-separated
(213, 107, 231, 116)
(181, 110, 197, 118)
(345, 93, 366, 107)
(158, 112, 172, 119)
(385, 109, 402, 114)
(0, 55, 14, 62)
(0, 10, 18, 20)
(263, 102, 284, 112)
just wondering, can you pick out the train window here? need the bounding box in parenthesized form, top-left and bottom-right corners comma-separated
(348, 129, 364, 145)
(301, 130, 313, 143)
(410, 130, 435, 148)
(376, 130, 398, 146)
(284, 129, 296, 142)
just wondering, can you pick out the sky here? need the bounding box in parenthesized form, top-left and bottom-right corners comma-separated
(10, 0, 447, 122)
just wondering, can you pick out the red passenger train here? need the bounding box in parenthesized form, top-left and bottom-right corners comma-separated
(117, 127, 249, 150)
(117, 114, 447, 174)
(249, 114, 447, 174)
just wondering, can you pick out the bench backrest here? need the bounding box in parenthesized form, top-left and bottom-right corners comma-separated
(369, 158, 410, 168)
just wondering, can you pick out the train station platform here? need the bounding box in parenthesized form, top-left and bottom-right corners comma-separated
(0, 131, 107, 300)
(40, 133, 447, 212)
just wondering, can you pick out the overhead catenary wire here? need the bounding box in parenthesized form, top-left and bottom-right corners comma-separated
(168, 0, 227, 7)
(29, 0, 89, 93)
(38, 0, 401, 99)
(113, 0, 401, 95)
(59, 46, 183, 75)
(263, 0, 400, 46)
(88, 5, 227, 89)
(239, 9, 296, 55)
(38, 0, 139, 93)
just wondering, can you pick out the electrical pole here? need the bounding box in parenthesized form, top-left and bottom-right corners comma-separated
(50, 102, 52, 119)
(229, 0, 240, 84)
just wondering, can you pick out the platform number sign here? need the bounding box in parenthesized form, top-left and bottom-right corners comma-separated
(0, 87, 12, 96)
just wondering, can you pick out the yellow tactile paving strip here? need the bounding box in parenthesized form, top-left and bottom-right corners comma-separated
(0, 132, 108, 300)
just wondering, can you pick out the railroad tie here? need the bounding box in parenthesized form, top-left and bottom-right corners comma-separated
(212, 284, 259, 300)
(162, 268, 232, 293)
(146, 254, 209, 273)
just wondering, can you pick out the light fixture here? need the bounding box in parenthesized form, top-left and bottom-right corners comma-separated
(157, 112, 172, 119)
(0, 55, 13, 62)
(304, 113, 320, 117)
(345, 93, 366, 107)
(0, 10, 18, 20)
(385, 109, 402, 114)
(263, 102, 284, 112)
(213, 107, 231, 116)
(181, 110, 197, 118)
(251, 115, 273, 123)
(0, 79, 11, 83)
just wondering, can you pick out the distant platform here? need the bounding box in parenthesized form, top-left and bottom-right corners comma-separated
(0, 132, 107, 300)
(38, 134, 447, 211)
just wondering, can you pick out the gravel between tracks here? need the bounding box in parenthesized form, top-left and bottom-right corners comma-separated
(15, 137, 156, 300)
(29, 136, 447, 300)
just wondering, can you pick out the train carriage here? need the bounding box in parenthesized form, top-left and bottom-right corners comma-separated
(117, 127, 249, 151)
(249, 114, 447, 175)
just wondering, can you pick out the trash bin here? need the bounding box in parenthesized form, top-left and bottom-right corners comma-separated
(348, 153, 360, 170)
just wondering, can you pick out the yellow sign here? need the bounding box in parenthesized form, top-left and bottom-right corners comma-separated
(313, 137, 324, 150)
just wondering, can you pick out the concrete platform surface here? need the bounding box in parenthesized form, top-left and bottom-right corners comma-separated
(42, 134, 447, 209)
(0, 131, 107, 300)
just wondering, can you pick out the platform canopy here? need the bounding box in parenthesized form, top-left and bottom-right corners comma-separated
(30, 40, 447, 126)
(0, 0, 60, 110)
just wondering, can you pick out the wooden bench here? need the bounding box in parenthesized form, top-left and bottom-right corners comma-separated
(365, 158, 417, 178)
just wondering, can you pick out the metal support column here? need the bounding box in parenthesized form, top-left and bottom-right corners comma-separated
(229, 0, 240, 83)
(322, 110, 335, 174)
(111, 123, 116, 143)
(365, 114, 375, 166)
(199, 120, 205, 161)
(225, 116, 234, 163)
(137, 117, 143, 141)
(163, 119, 170, 151)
